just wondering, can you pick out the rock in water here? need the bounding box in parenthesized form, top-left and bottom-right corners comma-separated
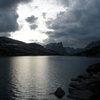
(54, 87, 65, 98)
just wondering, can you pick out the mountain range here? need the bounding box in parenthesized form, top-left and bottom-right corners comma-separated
(45, 40, 100, 57)
(45, 42, 83, 55)
(76, 40, 100, 57)
(0, 37, 100, 57)
(0, 37, 59, 56)
(45, 42, 67, 55)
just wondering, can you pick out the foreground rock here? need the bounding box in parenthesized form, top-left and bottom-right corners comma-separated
(87, 63, 100, 73)
(68, 63, 100, 100)
(54, 87, 65, 98)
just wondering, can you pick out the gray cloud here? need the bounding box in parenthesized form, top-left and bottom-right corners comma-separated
(30, 24, 38, 30)
(0, 9, 19, 32)
(46, 0, 100, 48)
(0, 32, 11, 37)
(42, 12, 47, 19)
(0, 0, 32, 9)
(0, 0, 32, 33)
(56, 0, 70, 7)
(26, 15, 38, 24)
(26, 15, 38, 30)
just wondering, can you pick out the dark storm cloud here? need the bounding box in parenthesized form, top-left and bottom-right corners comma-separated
(0, 9, 19, 32)
(0, 0, 32, 33)
(46, 0, 100, 48)
(56, 0, 70, 6)
(26, 15, 38, 30)
(0, 0, 32, 9)
(0, 32, 11, 37)
(26, 16, 38, 24)
(30, 24, 38, 30)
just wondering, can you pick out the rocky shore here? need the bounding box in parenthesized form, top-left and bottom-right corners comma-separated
(68, 63, 100, 100)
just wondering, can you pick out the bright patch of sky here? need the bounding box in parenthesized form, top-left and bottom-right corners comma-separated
(11, 0, 66, 43)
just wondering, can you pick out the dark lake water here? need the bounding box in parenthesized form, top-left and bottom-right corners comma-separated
(0, 56, 100, 100)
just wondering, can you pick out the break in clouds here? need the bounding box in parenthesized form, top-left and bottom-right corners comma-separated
(46, 0, 100, 48)
(0, 0, 100, 48)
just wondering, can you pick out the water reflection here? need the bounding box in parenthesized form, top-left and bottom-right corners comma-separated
(0, 57, 14, 100)
(9, 57, 50, 100)
(0, 56, 100, 100)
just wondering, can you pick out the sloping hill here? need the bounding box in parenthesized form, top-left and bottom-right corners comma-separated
(0, 37, 58, 56)
(76, 45, 100, 57)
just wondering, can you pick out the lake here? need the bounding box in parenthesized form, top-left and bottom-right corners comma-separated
(0, 56, 100, 100)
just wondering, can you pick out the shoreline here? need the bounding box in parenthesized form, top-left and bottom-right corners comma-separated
(68, 63, 100, 100)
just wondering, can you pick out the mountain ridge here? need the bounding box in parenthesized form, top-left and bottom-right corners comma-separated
(0, 37, 59, 56)
(75, 40, 100, 57)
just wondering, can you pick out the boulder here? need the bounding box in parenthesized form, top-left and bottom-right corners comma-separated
(87, 63, 100, 73)
(54, 87, 65, 98)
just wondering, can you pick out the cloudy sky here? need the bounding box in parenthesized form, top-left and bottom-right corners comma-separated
(0, 0, 100, 48)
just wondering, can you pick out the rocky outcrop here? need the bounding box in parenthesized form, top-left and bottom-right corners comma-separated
(45, 42, 67, 55)
(54, 87, 65, 98)
(68, 63, 100, 100)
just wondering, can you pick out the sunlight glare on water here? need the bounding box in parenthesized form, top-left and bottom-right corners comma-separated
(0, 56, 100, 100)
